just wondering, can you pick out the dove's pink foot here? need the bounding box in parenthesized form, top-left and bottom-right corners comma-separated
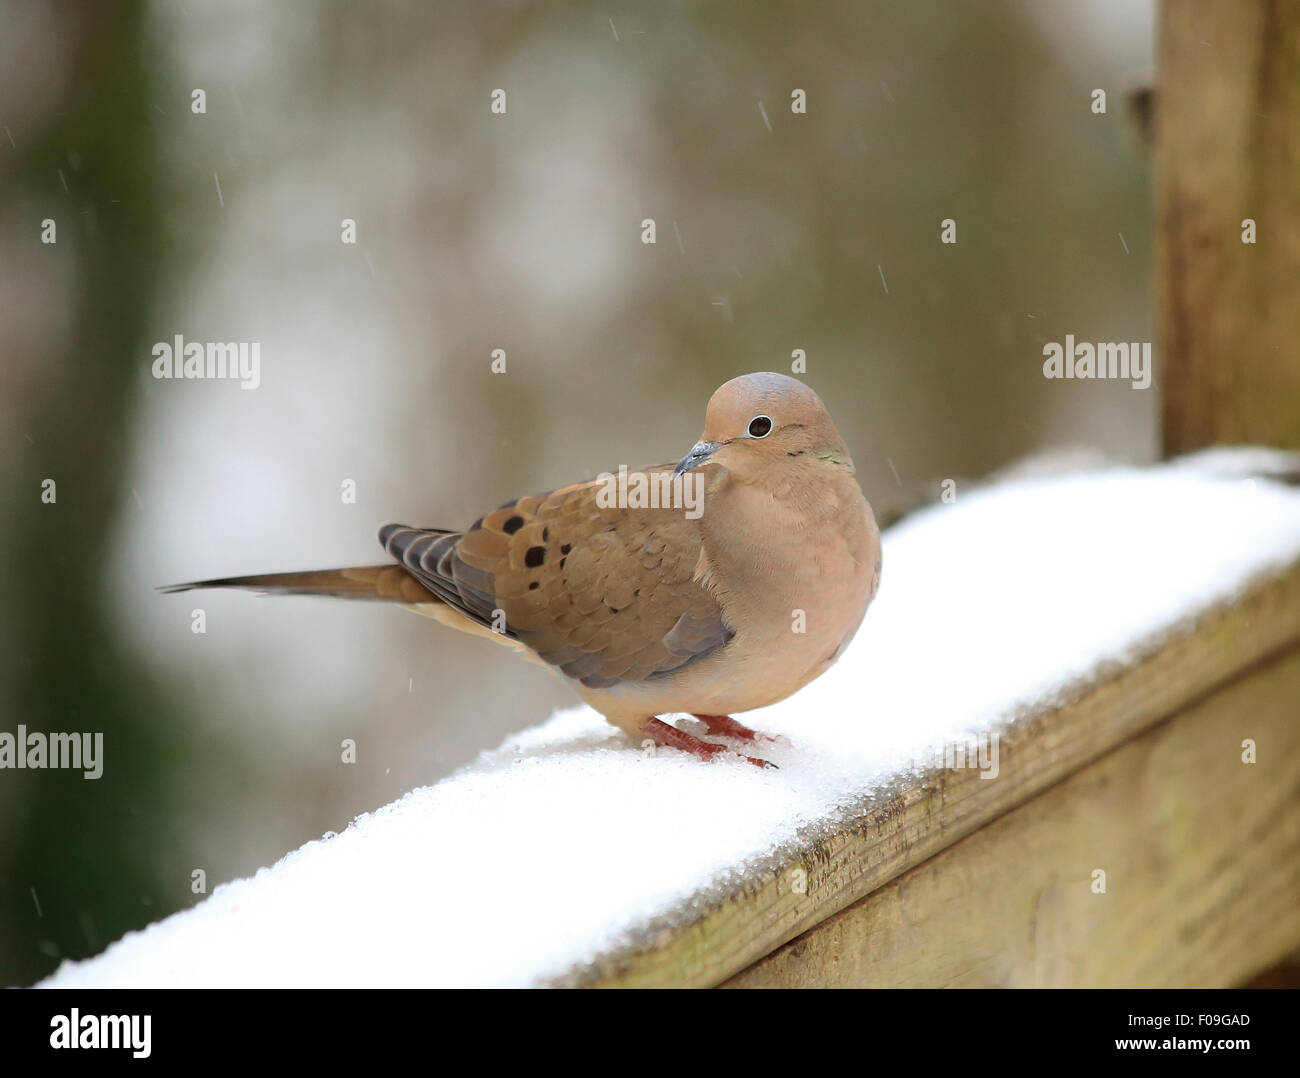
(645, 718, 776, 769)
(692, 713, 785, 745)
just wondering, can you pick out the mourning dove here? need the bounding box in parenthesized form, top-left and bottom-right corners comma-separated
(165, 373, 881, 766)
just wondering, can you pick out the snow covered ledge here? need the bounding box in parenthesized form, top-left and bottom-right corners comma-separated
(42, 449, 1300, 988)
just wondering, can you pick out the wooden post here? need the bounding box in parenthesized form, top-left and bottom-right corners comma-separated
(1156, 1, 1300, 455)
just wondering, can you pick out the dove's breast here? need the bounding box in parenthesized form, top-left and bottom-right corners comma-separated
(595, 471, 880, 719)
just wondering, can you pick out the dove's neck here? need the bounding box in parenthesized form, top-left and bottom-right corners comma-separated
(699, 461, 877, 640)
(707, 456, 859, 529)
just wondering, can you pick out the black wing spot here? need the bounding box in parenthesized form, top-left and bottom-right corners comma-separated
(502, 515, 524, 534)
(525, 546, 546, 568)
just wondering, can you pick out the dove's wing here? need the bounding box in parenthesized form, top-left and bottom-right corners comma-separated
(380, 467, 732, 688)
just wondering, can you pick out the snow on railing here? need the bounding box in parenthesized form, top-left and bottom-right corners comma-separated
(41, 449, 1300, 988)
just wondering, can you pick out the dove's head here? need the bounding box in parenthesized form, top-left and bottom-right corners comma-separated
(673, 372, 854, 481)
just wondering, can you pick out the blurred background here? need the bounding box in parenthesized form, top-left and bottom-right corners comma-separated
(0, 0, 1154, 984)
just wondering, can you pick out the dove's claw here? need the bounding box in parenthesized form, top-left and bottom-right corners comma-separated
(645, 718, 777, 769)
(692, 713, 786, 745)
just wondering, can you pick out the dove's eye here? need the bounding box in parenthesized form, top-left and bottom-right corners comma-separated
(747, 415, 773, 438)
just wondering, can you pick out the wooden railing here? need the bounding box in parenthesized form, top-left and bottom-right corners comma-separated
(43, 456, 1300, 989)
(582, 561, 1300, 987)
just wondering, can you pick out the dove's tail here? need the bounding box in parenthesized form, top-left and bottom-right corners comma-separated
(161, 561, 545, 662)
(158, 565, 436, 603)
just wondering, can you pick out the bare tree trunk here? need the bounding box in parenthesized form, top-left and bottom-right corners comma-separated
(1156, 0, 1300, 455)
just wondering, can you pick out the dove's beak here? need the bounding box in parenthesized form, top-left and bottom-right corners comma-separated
(673, 440, 724, 478)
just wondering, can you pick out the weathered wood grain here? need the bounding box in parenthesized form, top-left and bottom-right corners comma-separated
(726, 646, 1300, 987)
(1156, 1, 1300, 453)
